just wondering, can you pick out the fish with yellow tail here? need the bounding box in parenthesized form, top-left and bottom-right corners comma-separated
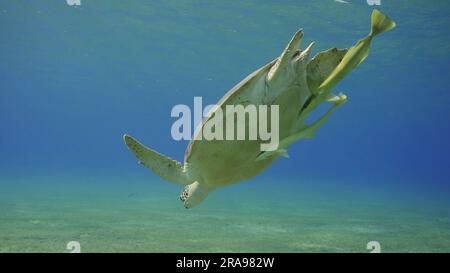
(318, 9, 396, 93)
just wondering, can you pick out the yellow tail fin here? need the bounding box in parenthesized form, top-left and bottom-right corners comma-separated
(370, 9, 396, 37)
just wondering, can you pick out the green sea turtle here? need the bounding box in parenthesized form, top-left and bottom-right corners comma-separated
(124, 10, 396, 208)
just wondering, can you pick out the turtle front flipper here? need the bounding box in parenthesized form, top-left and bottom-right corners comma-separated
(255, 93, 347, 162)
(124, 134, 190, 185)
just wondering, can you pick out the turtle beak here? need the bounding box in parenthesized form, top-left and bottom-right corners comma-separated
(279, 29, 304, 66)
(267, 29, 304, 83)
(295, 41, 315, 62)
(283, 29, 304, 60)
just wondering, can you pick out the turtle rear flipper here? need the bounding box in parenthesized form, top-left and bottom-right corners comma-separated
(180, 181, 210, 209)
(124, 134, 190, 185)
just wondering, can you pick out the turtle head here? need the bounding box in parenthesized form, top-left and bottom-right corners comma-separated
(266, 29, 315, 100)
(179, 181, 210, 209)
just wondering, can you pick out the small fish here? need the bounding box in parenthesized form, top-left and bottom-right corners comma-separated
(66, 0, 81, 6)
(127, 192, 138, 198)
(334, 0, 350, 4)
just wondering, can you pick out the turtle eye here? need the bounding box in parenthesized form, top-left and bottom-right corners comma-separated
(292, 50, 301, 60)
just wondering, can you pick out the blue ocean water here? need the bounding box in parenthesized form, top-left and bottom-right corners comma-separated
(1, 1, 449, 252)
